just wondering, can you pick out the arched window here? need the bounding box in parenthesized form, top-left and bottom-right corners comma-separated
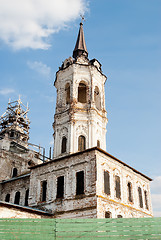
(97, 140, 100, 148)
(104, 171, 110, 195)
(127, 182, 133, 202)
(5, 194, 10, 203)
(115, 175, 121, 199)
(138, 187, 143, 208)
(144, 190, 149, 210)
(105, 211, 111, 218)
(94, 86, 101, 110)
(78, 135, 86, 151)
(14, 191, 20, 205)
(61, 137, 67, 153)
(12, 168, 18, 178)
(65, 83, 70, 104)
(78, 83, 87, 103)
(25, 189, 29, 206)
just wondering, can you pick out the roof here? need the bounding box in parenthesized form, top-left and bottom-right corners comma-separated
(30, 147, 152, 181)
(0, 201, 53, 216)
(73, 22, 88, 59)
(0, 173, 30, 184)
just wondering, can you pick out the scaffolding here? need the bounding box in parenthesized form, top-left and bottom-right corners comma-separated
(0, 97, 30, 145)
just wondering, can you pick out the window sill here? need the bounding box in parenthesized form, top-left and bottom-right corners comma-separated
(55, 197, 64, 201)
(75, 194, 85, 199)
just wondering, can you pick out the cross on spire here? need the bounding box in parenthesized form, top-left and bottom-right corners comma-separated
(80, 15, 85, 24)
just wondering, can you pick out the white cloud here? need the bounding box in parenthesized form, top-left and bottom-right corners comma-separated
(0, 88, 15, 95)
(151, 176, 161, 217)
(27, 61, 51, 78)
(0, 0, 87, 50)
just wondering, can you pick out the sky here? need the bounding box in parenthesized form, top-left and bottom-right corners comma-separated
(0, 0, 160, 217)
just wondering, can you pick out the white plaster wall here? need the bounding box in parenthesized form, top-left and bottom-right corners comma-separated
(0, 205, 51, 218)
(95, 151, 153, 218)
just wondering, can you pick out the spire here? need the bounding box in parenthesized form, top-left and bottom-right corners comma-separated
(73, 21, 88, 59)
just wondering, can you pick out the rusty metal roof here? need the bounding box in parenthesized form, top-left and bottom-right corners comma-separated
(73, 22, 88, 59)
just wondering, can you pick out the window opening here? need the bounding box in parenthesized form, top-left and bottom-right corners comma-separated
(14, 191, 20, 205)
(105, 211, 111, 218)
(42, 181, 47, 202)
(138, 187, 143, 208)
(65, 83, 70, 104)
(5, 194, 10, 203)
(115, 175, 121, 199)
(144, 190, 149, 210)
(104, 171, 110, 195)
(97, 140, 100, 148)
(10, 130, 15, 138)
(25, 189, 29, 206)
(78, 83, 87, 103)
(12, 168, 18, 178)
(76, 171, 84, 195)
(117, 215, 123, 218)
(61, 137, 67, 153)
(127, 182, 133, 202)
(94, 86, 101, 110)
(56, 176, 64, 198)
(78, 135, 86, 151)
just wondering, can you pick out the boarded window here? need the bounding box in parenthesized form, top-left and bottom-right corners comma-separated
(25, 189, 29, 206)
(42, 181, 47, 202)
(94, 86, 101, 110)
(128, 182, 133, 202)
(56, 176, 64, 198)
(12, 168, 17, 178)
(78, 135, 86, 151)
(104, 171, 110, 195)
(115, 175, 121, 199)
(105, 211, 111, 218)
(144, 190, 149, 210)
(138, 187, 143, 208)
(5, 194, 10, 203)
(61, 137, 67, 153)
(65, 83, 70, 104)
(97, 140, 100, 148)
(14, 191, 20, 205)
(117, 215, 123, 218)
(78, 83, 87, 103)
(76, 171, 84, 195)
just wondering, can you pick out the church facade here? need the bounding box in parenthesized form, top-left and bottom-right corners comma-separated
(0, 22, 153, 218)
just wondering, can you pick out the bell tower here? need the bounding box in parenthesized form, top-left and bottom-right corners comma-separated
(53, 22, 108, 158)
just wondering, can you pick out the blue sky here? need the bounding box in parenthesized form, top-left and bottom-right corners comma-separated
(0, 0, 160, 216)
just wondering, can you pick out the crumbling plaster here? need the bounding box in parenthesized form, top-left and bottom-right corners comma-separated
(29, 150, 97, 218)
(95, 150, 153, 218)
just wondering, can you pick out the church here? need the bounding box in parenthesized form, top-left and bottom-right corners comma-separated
(0, 22, 153, 218)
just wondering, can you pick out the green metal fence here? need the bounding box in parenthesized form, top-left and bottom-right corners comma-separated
(0, 217, 161, 239)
